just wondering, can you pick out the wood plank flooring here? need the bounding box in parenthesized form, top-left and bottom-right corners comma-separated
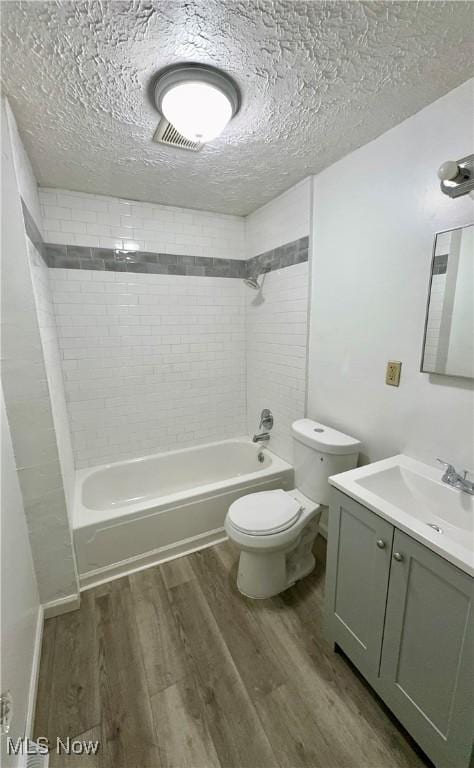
(34, 537, 431, 768)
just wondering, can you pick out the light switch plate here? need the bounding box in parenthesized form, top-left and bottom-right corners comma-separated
(386, 361, 402, 386)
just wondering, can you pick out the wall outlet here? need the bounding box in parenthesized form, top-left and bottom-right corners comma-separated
(386, 361, 402, 387)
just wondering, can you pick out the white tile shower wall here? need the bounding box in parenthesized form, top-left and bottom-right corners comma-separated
(28, 242, 76, 515)
(423, 231, 451, 370)
(245, 178, 311, 258)
(246, 262, 309, 463)
(50, 269, 247, 468)
(423, 274, 446, 371)
(39, 188, 246, 259)
(244, 178, 311, 463)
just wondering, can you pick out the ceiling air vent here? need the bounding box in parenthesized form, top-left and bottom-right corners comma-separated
(153, 118, 202, 152)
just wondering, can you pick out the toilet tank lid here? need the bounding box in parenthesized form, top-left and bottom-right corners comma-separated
(291, 419, 361, 455)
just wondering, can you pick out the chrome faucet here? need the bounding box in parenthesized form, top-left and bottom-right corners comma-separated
(252, 408, 273, 443)
(253, 432, 270, 443)
(437, 459, 474, 495)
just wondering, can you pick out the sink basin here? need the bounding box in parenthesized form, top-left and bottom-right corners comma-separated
(356, 465, 472, 532)
(329, 454, 473, 575)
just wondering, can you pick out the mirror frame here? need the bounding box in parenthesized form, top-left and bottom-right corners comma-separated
(420, 222, 474, 379)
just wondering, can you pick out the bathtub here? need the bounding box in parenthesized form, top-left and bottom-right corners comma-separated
(74, 438, 293, 588)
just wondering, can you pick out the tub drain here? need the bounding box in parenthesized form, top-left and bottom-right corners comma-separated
(428, 523, 443, 533)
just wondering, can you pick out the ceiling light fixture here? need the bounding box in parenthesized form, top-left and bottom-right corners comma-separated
(154, 64, 240, 144)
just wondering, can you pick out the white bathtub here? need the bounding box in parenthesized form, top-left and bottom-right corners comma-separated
(74, 438, 293, 588)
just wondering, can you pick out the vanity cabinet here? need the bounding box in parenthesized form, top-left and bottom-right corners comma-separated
(324, 492, 393, 681)
(326, 489, 473, 768)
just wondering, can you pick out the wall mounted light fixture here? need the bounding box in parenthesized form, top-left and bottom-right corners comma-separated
(438, 154, 474, 198)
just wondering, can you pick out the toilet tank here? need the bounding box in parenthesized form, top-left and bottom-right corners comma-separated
(291, 419, 360, 505)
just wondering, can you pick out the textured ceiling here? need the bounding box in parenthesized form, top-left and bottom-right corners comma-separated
(1, 1, 473, 216)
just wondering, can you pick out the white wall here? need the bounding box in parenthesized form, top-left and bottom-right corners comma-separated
(245, 177, 311, 258)
(245, 180, 311, 462)
(51, 269, 247, 468)
(40, 188, 246, 259)
(1, 98, 79, 602)
(6, 102, 76, 516)
(308, 79, 474, 471)
(1, 388, 41, 767)
(6, 107, 43, 236)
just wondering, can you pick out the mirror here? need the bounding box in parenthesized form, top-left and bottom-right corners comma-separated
(421, 223, 473, 378)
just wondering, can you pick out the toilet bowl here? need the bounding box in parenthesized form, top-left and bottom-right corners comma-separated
(225, 419, 360, 599)
(225, 488, 321, 599)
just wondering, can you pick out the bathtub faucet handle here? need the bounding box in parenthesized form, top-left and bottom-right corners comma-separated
(259, 408, 274, 432)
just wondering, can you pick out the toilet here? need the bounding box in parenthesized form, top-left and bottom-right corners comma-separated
(225, 419, 360, 598)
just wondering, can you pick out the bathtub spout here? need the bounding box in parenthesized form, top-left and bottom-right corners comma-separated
(252, 432, 270, 443)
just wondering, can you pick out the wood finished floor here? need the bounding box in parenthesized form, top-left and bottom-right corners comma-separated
(35, 538, 430, 768)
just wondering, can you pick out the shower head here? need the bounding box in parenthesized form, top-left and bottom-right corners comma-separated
(243, 275, 261, 290)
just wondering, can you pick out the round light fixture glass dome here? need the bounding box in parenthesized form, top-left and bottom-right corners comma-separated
(154, 64, 240, 144)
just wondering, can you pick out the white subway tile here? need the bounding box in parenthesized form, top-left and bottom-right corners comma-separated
(76, 234, 101, 247)
(86, 222, 111, 237)
(99, 236, 123, 249)
(45, 231, 71, 245)
(246, 262, 309, 463)
(70, 208, 97, 223)
(61, 220, 87, 234)
(42, 218, 61, 232)
(41, 185, 308, 470)
(39, 188, 245, 259)
(51, 273, 247, 466)
(44, 205, 72, 220)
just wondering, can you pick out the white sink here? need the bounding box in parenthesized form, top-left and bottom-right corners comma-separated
(329, 454, 474, 575)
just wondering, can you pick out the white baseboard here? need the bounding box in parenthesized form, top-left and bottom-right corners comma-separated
(25, 604, 43, 739)
(80, 527, 227, 591)
(23, 597, 79, 749)
(42, 593, 81, 619)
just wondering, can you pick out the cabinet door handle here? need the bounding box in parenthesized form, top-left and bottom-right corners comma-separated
(376, 539, 386, 549)
(393, 552, 404, 562)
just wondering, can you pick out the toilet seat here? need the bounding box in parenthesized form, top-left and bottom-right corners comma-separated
(228, 489, 302, 536)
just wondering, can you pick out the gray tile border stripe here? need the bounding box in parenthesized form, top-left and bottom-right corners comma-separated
(44, 244, 248, 277)
(245, 236, 309, 279)
(433, 254, 448, 275)
(44, 238, 307, 277)
(21, 198, 47, 264)
(21, 198, 308, 279)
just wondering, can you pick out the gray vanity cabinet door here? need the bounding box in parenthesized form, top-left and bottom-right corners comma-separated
(379, 530, 473, 768)
(325, 489, 394, 683)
